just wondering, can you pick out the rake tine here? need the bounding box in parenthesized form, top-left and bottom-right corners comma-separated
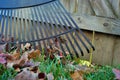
(49, 3, 78, 57)
(5, 10, 9, 42)
(0, 10, 3, 23)
(35, 6, 50, 55)
(34, 7, 47, 50)
(52, 2, 84, 56)
(0, 10, 3, 43)
(0, 0, 94, 57)
(46, 3, 74, 58)
(0, 9, 6, 41)
(41, 4, 67, 56)
(30, 7, 42, 50)
(27, 8, 36, 48)
(13, 10, 17, 42)
(24, 9, 30, 43)
(49, 3, 79, 57)
(20, 9, 26, 46)
(58, 1, 95, 51)
(39, 5, 64, 55)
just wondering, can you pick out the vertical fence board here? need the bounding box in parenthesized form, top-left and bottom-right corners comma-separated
(61, 0, 120, 66)
(80, 31, 115, 65)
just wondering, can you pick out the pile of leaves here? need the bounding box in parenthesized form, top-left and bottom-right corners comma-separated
(0, 42, 88, 80)
(0, 43, 120, 80)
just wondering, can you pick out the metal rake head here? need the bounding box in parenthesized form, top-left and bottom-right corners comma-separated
(0, 0, 95, 58)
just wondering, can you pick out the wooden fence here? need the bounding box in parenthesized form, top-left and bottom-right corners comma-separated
(61, 0, 120, 66)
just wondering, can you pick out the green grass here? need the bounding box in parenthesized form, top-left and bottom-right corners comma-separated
(83, 65, 120, 80)
(0, 64, 17, 80)
(38, 58, 72, 80)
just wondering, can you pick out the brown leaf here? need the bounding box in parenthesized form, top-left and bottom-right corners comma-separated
(50, 54, 55, 60)
(19, 59, 26, 66)
(58, 36, 66, 44)
(46, 45, 57, 53)
(12, 52, 20, 60)
(30, 66, 38, 73)
(13, 64, 21, 69)
(28, 49, 41, 59)
(61, 57, 66, 65)
(70, 71, 83, 80)
(6, 54, 14, 61)
(20, 52, 28, 62)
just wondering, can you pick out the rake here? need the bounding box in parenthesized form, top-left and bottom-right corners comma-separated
(0, 0, 95, 58)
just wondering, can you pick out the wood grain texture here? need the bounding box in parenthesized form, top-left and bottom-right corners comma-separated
(61, 0, 120, 35)
(81, 30, 120, 66)
(61, 0, 120, 18)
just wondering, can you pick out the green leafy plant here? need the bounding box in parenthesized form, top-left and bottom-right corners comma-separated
(0, 64, 17, 80)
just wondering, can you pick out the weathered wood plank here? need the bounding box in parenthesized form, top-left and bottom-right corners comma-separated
(79, 30, 120, 66)
(109, 0, 120, 18)
(72, 14, 120, 35)
(61, 0, 120, 35)
(61, 0, 120, 18)
(112, 36, 120, 66)
(90, 0, 117, 18)
(77, 0, 94, 15)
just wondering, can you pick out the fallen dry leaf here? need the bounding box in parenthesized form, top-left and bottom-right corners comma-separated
(24, 43, 31, 50)
(19, 59, 26, 66)
(70, 71, 83, 80)
(58, 36, 66, 44)
(12, 51, 20, 60)
(28, 49, 40, 59)
(20, 52, 29, 62)
(46, 45, 57, 54)
(30, 66, 39, 73)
